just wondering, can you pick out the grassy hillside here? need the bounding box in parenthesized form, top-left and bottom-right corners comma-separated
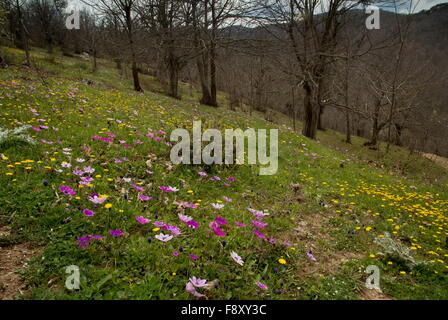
(1, 47, 448, 300)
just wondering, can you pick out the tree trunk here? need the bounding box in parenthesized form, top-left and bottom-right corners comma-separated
(168, 52, 179, 99)
(302, 81, 319, 139)
(115, 58, 122, 71)
(197, 55, 212, 105)
(92, 50, 97, 72)
(317, 105, 325, 131)
(125, 7, 142, 92)
(16, 0, 30, 66)
(131, 61, 142, 92)
(394, 123, 403, 146)
(209, 45, 218, 107)
(192, 1, 213, 106)
(365, 98, 381, 147)
(292, 86, 296, 132)
(209, 0, 218, 107)
(345, 109, 351, 144)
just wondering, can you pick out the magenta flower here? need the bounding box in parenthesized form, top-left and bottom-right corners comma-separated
(189, 254, 199, 260)
(164, 225, 182, 236)
(76, 234, 103, 247)
(223, 196, 232, 202)
(212, 225, 227, 237)
(235, 221, 247, 227)
(59, 185, 75, 196)
(198, 171, 207, 176)
(88, 235, 104, 240)
(109, 229, 124, 237)
(187, 220, 200, 229)
(76, 236, 90, 247)
(133, 185, 144, 192)
(139, 195, 152, 201)
(215, 216, 228, 225)
(159, 186, 178, 192)
(256, 282, 268, 290)
(253, 230, 266, 239)
(135, 216, 150, 224)
(153, 221, 167, 227)
(82, 209, 95, 217)
(252, 220, 268, 228)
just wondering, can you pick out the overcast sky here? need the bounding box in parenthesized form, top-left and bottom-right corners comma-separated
(413, 0, 447, 11)
(390, 0, 447, 13)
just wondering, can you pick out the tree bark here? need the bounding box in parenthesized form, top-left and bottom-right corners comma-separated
(168, 51, 179, 98)
(125, 6, 142, 92)
(16, 0, 30, 66)
(302, 80, 319, 139)
(208, 0, 218, 107)
(192, 2, 213, 105)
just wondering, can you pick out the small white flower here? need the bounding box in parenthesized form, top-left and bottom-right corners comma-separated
(83, 166, 95, 174)
(155, 233, 173, 242)
(61, 162, 71, 168)
(212, 203, 224, 210)
(230, 251, 244, 266)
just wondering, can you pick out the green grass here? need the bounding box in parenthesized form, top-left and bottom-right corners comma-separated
(1, 46, 447, 300)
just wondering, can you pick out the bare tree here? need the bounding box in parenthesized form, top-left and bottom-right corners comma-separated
(85, 0, 143, 91)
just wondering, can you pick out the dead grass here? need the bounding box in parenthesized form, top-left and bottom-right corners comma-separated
(422, 153, 448, 170)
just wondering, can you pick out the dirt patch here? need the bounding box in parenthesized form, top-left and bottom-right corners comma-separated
(360, 287, 392, 300)
(0, 226, 42, 300)
(422, 153, 448, 170)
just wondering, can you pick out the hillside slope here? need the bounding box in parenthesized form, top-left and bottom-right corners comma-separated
(1, 47, 448, 300)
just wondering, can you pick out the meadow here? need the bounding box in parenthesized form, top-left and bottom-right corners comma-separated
(1, 47, 447, 300)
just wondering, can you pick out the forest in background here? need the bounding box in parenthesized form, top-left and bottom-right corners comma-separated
(1, 0, 447, 155)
